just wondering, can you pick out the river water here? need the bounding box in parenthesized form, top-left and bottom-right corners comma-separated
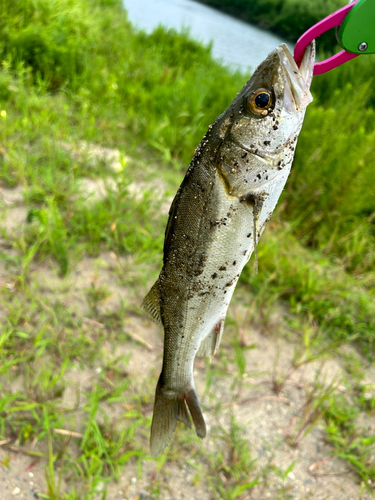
(123, 0, 289, 73)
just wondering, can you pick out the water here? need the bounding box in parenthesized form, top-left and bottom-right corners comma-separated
(123, 0, 289, 73)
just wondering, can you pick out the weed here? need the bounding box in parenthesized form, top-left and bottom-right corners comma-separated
(325, 392, 375, 489)
(85, 282, 112, 317)
(285, 367, 338, 447)
(206, 417, 259, 499)
(269, 460, 296, 500)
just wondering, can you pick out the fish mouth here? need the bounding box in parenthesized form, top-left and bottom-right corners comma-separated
(278, 43, 314, 112)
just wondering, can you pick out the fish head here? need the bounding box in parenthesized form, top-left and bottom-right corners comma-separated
(213, 43, 315, 197)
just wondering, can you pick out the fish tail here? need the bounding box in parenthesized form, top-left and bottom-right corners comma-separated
(185, 387, 206, 439)
(150, 373, 206, 456)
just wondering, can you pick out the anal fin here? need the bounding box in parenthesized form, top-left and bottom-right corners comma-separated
(197, 319, 225, 359)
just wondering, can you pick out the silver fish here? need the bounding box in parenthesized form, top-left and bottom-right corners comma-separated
(142, 43, 315, 455)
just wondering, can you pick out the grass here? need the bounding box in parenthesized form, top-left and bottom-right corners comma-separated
(1, 0, 375, 498)
(240, 222, 375, 356)
(204, 418, 259, 499)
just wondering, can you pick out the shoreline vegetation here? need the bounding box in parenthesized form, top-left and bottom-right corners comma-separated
(1, 0, 374, 340)
(196, 0, 347, 50)
(1, 0, 375, 497)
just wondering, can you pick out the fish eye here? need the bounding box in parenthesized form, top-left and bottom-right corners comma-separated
(247, 88, 273, 117)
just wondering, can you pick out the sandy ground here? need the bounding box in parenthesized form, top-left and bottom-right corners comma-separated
(0, 311, 373, 500)
(1, 164, 374, 500)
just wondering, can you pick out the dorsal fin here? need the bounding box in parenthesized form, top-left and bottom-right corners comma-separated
(141, 280, 163, 327)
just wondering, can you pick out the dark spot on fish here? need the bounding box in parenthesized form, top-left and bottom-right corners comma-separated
(224, 290, 227, 294)
(278, 160, 282, 166)
(233, 261, 236, 265)
(247, 233, 251, 238)
(273, 125, 278, 130)
(219, 266, 227, 271)
(264, 141, 270, 146)
(266, 175, 268, 180)
(243, 250, 247, 255)
(225, 277, 236, 287)
(241, 152, 247, 158)
(257, 174, 261, 179)
(211, 273, 218, 279)
(195, 182, 205, 193)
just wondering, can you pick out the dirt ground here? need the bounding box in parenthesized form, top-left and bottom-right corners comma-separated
(0, 307, 373, 500)
(1, 167, 375, 500)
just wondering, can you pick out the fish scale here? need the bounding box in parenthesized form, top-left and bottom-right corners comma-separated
(142, 42, 315, 456)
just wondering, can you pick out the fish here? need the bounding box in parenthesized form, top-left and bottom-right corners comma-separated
(142, 42, 315, 456)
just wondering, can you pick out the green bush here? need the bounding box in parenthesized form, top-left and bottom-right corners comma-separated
(1, 0, 375, 283)
(197, 0, 346, 49)
(282, 57, 375, 275)
(0, 0, 122, 90)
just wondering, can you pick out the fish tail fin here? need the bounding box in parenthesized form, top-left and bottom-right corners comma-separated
(150, 373, 177, 456)
(185, 387, 206, 439)
(150, 374, 206, 456)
